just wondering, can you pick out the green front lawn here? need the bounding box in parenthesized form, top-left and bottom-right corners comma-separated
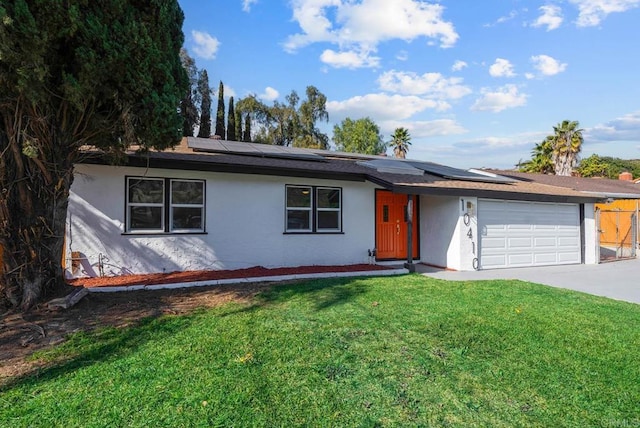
(2, 275, 639, 427)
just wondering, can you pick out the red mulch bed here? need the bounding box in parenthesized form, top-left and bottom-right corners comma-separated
(67, 264, 396, 288)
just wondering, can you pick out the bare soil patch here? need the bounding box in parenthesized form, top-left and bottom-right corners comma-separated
(1, 264, 393, 384)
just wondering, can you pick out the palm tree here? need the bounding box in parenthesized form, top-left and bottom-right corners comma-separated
(549, 120, 584, 176)
(519, 138, 554, 174)
(390, 127, 411, 159)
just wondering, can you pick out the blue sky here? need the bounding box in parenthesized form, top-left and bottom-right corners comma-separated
(177, 0, 640, 169)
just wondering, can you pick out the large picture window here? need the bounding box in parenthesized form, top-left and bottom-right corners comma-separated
(285, 185, 342, 233)
(126, 177, 205, 233)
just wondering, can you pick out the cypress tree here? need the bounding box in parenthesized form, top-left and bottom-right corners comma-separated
(235, 111, 243, 142)
(227, 96, 236, 140)
(196, 69, 211, 138)
(214, 81, 225, 138)
(243, 113, 252, 142)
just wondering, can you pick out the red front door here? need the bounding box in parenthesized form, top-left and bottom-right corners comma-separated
(375, 190, 419, 259)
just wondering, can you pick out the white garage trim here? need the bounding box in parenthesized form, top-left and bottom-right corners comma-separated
(478, 199, 581, 269)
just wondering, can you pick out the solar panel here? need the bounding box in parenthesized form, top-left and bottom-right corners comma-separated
(187, 137, 325, 162)
(357, 159, 424, 175)
(408, 161, 517, 184)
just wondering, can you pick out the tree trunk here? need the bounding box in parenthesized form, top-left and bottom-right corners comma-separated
(1, 102, 75, 310)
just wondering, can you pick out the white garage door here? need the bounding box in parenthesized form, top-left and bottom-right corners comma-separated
(478, 200, 581, 269)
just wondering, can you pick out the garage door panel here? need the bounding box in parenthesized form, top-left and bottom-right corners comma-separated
(558, 252, 580, 263)
(479, 200, 580, 269)
(508, 237, 533, 248)
(534, 253, 559, 264)
(482, 237, 507, 249)
(507, 254, 534, 266)
(534, 237, 557, 247)
(558, 236, 579, 247)
(482, 254, 507, 266)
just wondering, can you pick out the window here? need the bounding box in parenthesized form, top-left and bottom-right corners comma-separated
(286, 185, 342, 233)
(126, 177, 205, 233)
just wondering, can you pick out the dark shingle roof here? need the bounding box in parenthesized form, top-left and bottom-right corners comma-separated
(79, 139, 604, 203)
(485, 170, 640, 199)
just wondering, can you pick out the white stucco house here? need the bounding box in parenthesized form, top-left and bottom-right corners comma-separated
(64, 137, 603, 278)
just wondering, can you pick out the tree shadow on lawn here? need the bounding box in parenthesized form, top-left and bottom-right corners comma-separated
(0, 312, 200, 392)
(233, 275, 377, 313)
(2, 275, 379, 391)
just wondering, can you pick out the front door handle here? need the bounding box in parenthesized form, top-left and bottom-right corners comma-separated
(396, 223, 400, 235)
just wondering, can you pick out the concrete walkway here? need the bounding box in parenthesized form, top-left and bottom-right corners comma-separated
(416, 258, 640, 304)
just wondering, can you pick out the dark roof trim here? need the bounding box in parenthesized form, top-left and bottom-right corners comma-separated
(390, 185, 604, 203)
(81, 153, 368, 183)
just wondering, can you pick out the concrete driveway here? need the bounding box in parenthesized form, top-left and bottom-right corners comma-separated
(416, 258, 640, 304)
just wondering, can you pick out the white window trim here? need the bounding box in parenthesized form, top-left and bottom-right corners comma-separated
(285, 185, 342, 234)
(125, 177, 205, 234)
(285, 185, 313, 233)
(126, 177, 165, 234)
(169, 179, 205, 233)
(316, 187, 341, 232)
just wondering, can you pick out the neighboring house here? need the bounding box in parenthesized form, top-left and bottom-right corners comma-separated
(483, 170, 640, 261)
(64, 138, 604, 278)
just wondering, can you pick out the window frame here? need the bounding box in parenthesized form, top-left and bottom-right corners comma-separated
(285, 185, 343, 234)
(125, 176, 206, 234)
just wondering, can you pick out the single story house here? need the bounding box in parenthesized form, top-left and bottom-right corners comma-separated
(65, 138, 604, 278)
(484, 170, 640, 261)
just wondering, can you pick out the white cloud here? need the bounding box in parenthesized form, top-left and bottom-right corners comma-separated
(242, 0, 258, 12)
(484, 10, 518, 27)
(327, 93, 448, 122)
(451, 60, 468, 72)
(525, 72, 535, 79)
(381, 119, 467, 138)
(489, 58, 516, 77)
(587, 111, 640, 141)
(569, 0, 640, 27)
(396, 50, 409, 61)
(377, 70, 472, 99)
(191, 30, 220, 60)
(530, 54, 567, 76)
(284, 0, 458, 67)
(532, 5, 563, 30)
(259, 87, 280, 101)
(320, 48, 380, 69)
(471, 84, 528, 113)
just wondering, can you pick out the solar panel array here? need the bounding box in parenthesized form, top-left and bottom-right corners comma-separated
(407, 161, 517, 184)
(188, 138, 325, 162)
(186, 137, 517, 184)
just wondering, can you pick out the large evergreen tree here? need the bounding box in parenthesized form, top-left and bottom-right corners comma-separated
(227, 96, 236, 141)
(214, 81, 225, 138)
(0, 0, 187, 309)
(196, 69, 211, 138)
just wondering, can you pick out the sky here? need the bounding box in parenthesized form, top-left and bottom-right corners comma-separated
(177, 0, 640, 169)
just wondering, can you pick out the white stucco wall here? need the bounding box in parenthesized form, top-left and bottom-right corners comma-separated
(584, 202, 598, 264)
(419, 195, 463, 270)
(66, 164, 379, 277)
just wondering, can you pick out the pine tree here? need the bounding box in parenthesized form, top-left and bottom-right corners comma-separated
(214, 81, 225, 138)
(196, 70, 211, 138)
(227, 96, 236, 140)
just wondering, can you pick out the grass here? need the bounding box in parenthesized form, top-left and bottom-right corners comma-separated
(2, 274, 639, 427)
